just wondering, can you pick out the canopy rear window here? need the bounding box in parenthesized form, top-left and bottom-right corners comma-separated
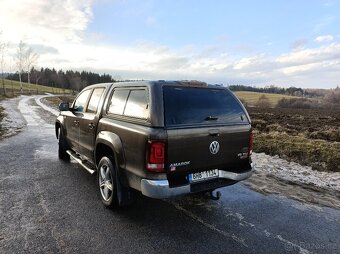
(163, 86, 248, 127)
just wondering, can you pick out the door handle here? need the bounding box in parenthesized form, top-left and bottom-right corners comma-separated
(88, 123, 95, 129)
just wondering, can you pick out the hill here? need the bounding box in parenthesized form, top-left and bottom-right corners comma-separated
(234, 91, 298, 107)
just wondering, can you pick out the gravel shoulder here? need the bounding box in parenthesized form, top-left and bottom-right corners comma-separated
(0, 96, 26, 139)
(247, 153, 340, 209)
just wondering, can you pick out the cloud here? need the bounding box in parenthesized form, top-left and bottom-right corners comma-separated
(0, 0, 93, 44)
(153, 56, 189, 70)
(276, 44, 340, 66)
(11, 38, 340, 88)
(1, 0, 339, 88)
(31, 44, 59, 54)
(291, 38, 308, 49)
(233, 56, 262, 70)
(314, 35, 334, 43)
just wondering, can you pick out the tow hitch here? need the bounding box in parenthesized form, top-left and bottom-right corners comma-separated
(209, 190, 221, 200)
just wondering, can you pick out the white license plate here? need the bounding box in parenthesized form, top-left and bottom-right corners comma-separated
(189, 169, 219, 183)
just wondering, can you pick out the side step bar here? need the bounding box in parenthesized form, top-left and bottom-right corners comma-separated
(66, 150, 96, 174)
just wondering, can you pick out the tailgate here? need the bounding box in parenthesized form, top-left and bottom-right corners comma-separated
(166, 125, 251, 176)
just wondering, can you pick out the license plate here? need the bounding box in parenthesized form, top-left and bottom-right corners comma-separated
(189, 169, 219, 183)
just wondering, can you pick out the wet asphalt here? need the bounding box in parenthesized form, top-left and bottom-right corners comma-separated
(0, 97, 339, 254)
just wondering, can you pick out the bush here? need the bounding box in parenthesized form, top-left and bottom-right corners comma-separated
(256, 95, 271, 108)
(238, 98, 248, 107)
(326, 89, 340, 104)
(276, 97, 313, 109)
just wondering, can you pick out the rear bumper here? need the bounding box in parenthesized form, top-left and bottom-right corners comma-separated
(141, 163, 254, 199)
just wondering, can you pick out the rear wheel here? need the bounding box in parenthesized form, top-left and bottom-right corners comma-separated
(58, 128, 70, 161)
(98, 156, 119, 208)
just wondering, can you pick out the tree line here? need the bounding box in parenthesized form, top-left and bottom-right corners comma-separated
(7, 67, 114, 91)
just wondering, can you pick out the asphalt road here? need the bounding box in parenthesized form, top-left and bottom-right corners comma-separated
(0, 96, 339, 254)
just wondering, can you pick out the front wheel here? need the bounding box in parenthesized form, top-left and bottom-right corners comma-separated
(58, 128, 70, 161)
(98, 156, 119, 208)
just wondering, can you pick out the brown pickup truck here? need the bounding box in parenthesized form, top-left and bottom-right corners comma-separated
(56, 80, 254, 208)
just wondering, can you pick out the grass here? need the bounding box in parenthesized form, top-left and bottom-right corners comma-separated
(0, 106, 4, 121)
(0, 79, 72, 99)
(234, 91, 298, 107)
(0, 106, 5, 138)
(254, 132, 340, 172)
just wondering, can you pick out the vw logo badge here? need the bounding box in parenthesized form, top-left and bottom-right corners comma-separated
(209, 141, 220, 154)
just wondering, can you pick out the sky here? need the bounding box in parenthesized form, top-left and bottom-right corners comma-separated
(0, 0, 339, 88)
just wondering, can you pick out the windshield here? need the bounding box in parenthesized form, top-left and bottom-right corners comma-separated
(163, 86, 248, 127)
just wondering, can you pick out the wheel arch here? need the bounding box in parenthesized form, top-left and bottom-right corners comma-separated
(95, 132, 132, 206)
(95, 131, 126, 171)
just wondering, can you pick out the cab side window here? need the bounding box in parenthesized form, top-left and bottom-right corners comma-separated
(108, 88, 149, 119)
(74, 89, 91, 112)
(87, 88, 104, 113)
(108, 89, 130, 115)
(124, 89, 149, 119)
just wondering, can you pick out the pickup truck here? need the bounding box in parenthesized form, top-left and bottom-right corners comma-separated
(56, 80, 254, 208)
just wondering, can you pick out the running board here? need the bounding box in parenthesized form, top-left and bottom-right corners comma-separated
(66, 150, 96, 174)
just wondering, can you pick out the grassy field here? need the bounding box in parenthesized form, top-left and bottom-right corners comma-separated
(0, 79, 72, 100)
(234, 91, 297, 107)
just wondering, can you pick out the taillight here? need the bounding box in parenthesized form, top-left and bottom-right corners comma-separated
(146, 141, 165, 172)
(248, 131, 254, 156)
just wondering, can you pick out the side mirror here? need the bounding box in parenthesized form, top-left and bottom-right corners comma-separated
(59, 102, 70, 111)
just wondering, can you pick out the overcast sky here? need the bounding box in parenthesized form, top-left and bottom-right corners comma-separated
(1, 0, 339, 88)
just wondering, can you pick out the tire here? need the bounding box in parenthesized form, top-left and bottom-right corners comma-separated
(58, 128, 70, 161)
(98, 156, 120, 208)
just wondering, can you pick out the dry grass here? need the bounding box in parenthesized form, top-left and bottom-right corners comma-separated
(0, 106, 5, 138)
(0, 79, 72, 100)
(254, 132, 340, 172)
(235, 91, 298, 107)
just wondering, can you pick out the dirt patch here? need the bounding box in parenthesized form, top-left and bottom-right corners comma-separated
(248, 107, 340, 172)
(249, 107, 340, 142)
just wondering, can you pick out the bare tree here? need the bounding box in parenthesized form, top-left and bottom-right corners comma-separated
(25, 47, 38, 94)
(0, 31, 7, 95)
(32, 68, 42, 85)
(8, 62, 15, 95)
(15, 41, 39, 94)
(16, 41, 26, 92)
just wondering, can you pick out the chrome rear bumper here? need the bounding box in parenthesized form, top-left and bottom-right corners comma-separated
(141, 164, 254, 199)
